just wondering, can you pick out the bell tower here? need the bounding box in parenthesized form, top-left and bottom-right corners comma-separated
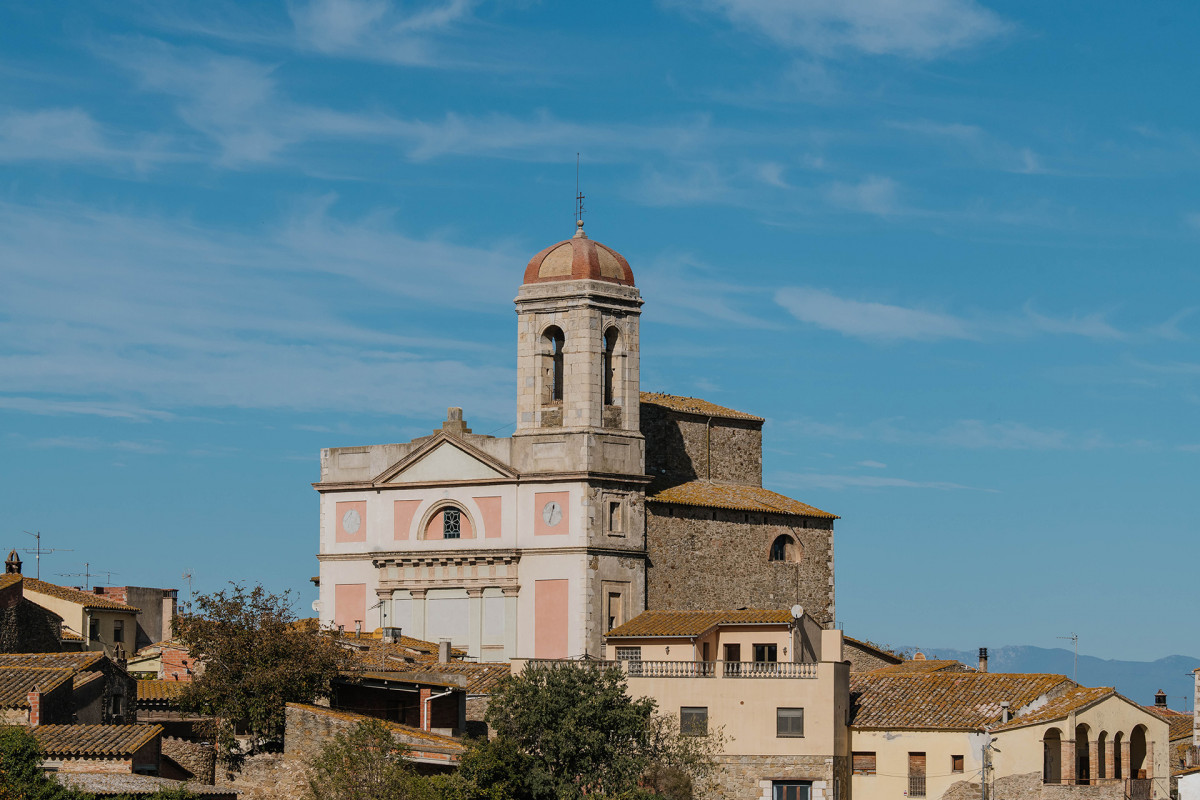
(512, 222, 644, 476)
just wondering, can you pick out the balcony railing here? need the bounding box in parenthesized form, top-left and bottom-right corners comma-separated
(521, 659, 818, 679)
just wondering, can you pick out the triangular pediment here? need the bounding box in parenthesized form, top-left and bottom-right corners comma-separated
(374, 435, 516, 485)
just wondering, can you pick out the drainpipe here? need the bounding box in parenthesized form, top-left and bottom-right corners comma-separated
(705, 417, 713, 480)
(423, 689, 455, 731)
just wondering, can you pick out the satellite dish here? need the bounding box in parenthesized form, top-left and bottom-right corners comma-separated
(311, 600, 322, 613)
(790, 604, 804, 620)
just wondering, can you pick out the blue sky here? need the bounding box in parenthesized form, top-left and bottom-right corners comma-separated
(1, 1, 1197, 661)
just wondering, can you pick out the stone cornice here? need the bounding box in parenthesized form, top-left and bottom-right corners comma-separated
(313, 471, 653, 493)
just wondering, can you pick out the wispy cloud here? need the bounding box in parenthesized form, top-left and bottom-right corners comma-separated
(673, 0, 1011, 59)
(775, 287, 1140, 343)
(825, 175, 901, 216)
(886, 119, 1046, 174)
(0, 107, 173, 168)
(28, 436, 167, 455)
(856, 460, 887, 468)
(786, 416, 1118, 451)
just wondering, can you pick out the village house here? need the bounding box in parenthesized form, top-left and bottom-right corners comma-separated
(20, 577, 139, 658)
(0, 651, 135, 725)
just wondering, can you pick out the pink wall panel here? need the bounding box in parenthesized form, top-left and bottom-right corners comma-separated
(393, 500, 421, 540)
(425, 513, 443, 540)
(334, 584, 366, 632)
(534, 579, 569, 659)
(335, 501, 367, 543)
(533, 491, 570, 536)
(474, 496, 502, 539)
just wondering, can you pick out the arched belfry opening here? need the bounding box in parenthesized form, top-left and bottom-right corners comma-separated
(602, 327, 619, 406)
(542, 326, 565, 404)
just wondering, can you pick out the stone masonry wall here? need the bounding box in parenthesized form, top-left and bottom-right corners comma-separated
(646, 505, 835, 625)
(642, 406, 762, 487)
(161, 736, 216, 784)
(842, 640, 902, 673)
(714, 754, 844, 800)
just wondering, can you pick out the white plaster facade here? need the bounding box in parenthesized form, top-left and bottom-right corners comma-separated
(315, 226, 649, 660)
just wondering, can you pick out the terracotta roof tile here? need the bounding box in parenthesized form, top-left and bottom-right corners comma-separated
(648, 480, 838, 519)
(0, 574, 21, 591)
(59, 628, 83, 642)
(22, 578, 140, 612)
(32, 724, 163, 757)
(869, 659, 971, 675)
(72, 670, 104, 690)
(0, 667, 75, 708)
(1144, 705, 1193, 742)
(640, 392, 764, 422)
(850, 673, 1071, 730)
(0, 652, 104, 671)
(287, 703, 463, 752)
(606, 609, 793, 639)
(136, 679, 187, 703)
(382, 662, 512, 695)
(56, 773, 235, 796)
(338, 633, 468, 668)
(991, 686, 1114, 731)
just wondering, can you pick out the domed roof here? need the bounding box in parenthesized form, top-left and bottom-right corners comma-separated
(523, 223, 634, 287)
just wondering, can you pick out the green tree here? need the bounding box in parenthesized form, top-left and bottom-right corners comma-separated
(174, 583, 349, 764)
(0, 726, 75, 800)
(306, 719, 425, 800)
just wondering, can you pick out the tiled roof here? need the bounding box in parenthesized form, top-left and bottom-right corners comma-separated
(22, 578, 140, 612)
(56, 773, 236, 797)
(869, 659, 971, 675)
(648, 479, 838, 519)
(0, 574, 21, 591)
(136, 679, 187, 703)
(1144, 705, 1193, 742)
(338, 633, 468, 667)
(387, 662, 511, 695)
(0, 652, 104, 671)
(0, 667, 76, 708)
(640, 392, 764, 423)
(73, 670, 104, 690)
(287, 703, 463, 751)
(850, 673, 1070, 730)
(991, 686, 1114, 731)
(607, 609, 793, 639)
(133, 639, 187, 658)
(60, 628, 83, 642)
(33, 724, 163, 757)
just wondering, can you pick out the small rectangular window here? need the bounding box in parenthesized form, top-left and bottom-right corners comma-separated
(606, 592, 625, 631)
(754, 644, 777, 663)
(776, 707, 804, 737)
(773, 782, 811, 800)
(443, 509, 461, 539)
(680, 707, 708, 736)
(852, 752, 876, 775)
(88, 618, 100, 642)
(113, 620, 124, 645)
(951, 755, 964, 773)
(607, 501, 624, 536)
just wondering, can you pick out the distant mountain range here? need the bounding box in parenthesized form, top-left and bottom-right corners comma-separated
(905, 645, 1200, 710)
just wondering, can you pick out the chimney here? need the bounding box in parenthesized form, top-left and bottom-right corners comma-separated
(440, 408, 472, 437)
(1000, 701, 1010, 723)
(162, 590, 178, 640)
(27, 688, 42, 726)
(978, 647, 988, 673)
(354, 620, 362, 639)
(438, 638, 452, 663)
(1156, 689, 1168, 708)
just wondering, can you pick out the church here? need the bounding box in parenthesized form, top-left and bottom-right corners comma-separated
(313, 221, 837, 660)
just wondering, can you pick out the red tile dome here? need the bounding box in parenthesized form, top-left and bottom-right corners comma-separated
(523, 223, 635, 287)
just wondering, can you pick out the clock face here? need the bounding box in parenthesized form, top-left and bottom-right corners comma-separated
(341, 508, 362, 535)
(542, 501, 563, 527)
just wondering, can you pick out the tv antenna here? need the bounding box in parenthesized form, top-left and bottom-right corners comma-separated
(1057, 633, 1078, 681)
(22, 531, 73, 580)
(58, 562, 111, 592)
(181, 571, 194, 610)
(575, 152, 585, 229)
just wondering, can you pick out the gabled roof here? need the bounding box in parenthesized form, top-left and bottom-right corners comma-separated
(22, 578, 140, 613)
(640, 392, 764, 423)
(73, 670, 104, 690)
(1145, 705, 1194, 742)
(869, 659, 971, 675)
(371, 432, 517, 485)
(648, 480, 838, 519)
(135, 679, 187, 704)
(0, 652, 105, 671)
(850, 673, 1071, 731)
(0, 574, 21, 591)
(287, 703, 463, 752)
(33, 724, 163, 757)
(843, 637, 904, 667)
(991, 686, 1115, 731)
(337, 632, 469, 667)
(606, 609, 793, 639)
(387, 662, 512, 695)
(0, 667, 76, 708)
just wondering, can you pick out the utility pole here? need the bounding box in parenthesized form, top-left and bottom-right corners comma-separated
(1057, 633, 1079, 681)
(21, 530, 73, 580)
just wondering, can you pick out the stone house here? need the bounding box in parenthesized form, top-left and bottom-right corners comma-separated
(89, 586, 179, 651)
(0, 567, 73, 653)
(32, 723, 164, 775)
(284, 702, 464, 772)
(849, 671, 1170, 800)
(0, 651, 135, 725)
(314, 223, 838, 660)
(21, 577, 140, 658)
(590, 608, 851, 800)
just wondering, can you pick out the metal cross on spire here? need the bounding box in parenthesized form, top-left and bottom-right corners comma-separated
(575, 152, 586, 230)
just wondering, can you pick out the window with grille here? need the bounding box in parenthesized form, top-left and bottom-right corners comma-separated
(776, 707, 804, 737)
(616, 647, 642, 662)
(443, 509, 461, 539)
(680, 707, 708, 736)
(852, 752, 876, 775)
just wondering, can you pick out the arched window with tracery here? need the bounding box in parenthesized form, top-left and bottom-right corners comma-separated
(423, 505, 474, 540)
(542, 326, 565, 403)
(602, 327, 619, 406)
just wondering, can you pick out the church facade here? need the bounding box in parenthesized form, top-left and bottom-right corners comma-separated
(314, 223, 836, 660)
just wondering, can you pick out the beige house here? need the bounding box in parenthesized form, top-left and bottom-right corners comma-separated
(22, 578, 140, 658)
(583, 608, 850, 800)
(850, 671, 1170, 800)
